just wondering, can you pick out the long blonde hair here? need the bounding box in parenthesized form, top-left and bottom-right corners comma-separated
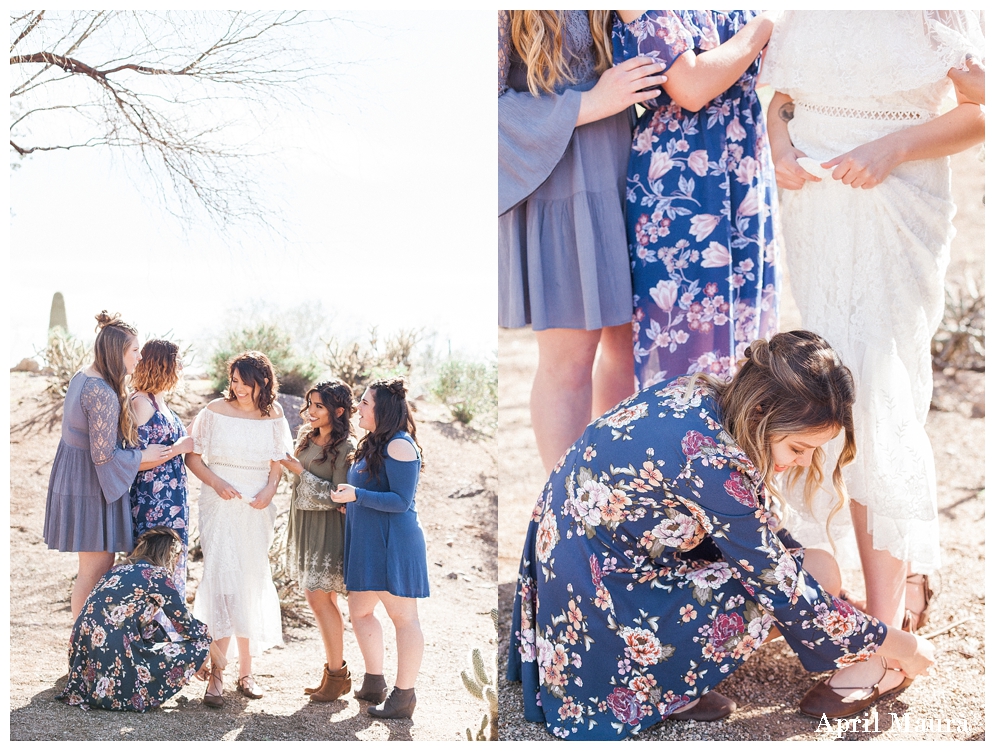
(688, 331, 857, 543)
(92, 311, 139, 447)
(509, 11, 613, 96)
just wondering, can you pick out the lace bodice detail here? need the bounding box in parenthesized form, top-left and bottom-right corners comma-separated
(79, 376, 126, 465)
(189, 408, 293, 467)
(499, 10, 598, 97)
(762, 11, 985, 114)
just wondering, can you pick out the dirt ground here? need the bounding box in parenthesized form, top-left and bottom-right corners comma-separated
(9, 378, 497, 741)
(497, 147, 985, 741)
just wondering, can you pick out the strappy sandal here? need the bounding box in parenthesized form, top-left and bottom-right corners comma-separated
(902, 574, 935, 633)
(799, 657, 912, 719)
(203, 665, 225, 709)
(237, 674, 265, 700)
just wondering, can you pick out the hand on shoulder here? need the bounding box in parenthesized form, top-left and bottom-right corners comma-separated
(386, 438, 418, 462)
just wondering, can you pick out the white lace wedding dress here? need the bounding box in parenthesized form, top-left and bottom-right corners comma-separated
(762, 10, 984, 574)
(190, 408, 293, 655)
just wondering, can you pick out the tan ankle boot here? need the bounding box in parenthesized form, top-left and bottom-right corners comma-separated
(309, 662, 352, 702)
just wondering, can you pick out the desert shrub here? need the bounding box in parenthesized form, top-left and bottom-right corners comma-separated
(431, 357, 497, 427)
(41, 327, 90, 399)
(931, 278, 984, 372)
(324, 326, 421, 396)
(208, 322, 321, 397)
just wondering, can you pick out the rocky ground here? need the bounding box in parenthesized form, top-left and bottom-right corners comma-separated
(9, 378, 498, 741)
(497, 148, 986, 741)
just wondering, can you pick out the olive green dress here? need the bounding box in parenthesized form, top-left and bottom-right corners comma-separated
(287, 438, 355, 594)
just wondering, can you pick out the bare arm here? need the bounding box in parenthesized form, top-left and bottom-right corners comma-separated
(766, 90, 821, 190)
(617, 10, 773, 112)
(249, 461, 283, 510)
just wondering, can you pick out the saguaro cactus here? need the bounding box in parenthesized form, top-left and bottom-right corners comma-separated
(49, 292, 67, 332)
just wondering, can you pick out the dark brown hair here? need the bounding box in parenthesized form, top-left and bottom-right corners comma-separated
(354, 377, 422, 478)
(224, 351, 278, 416)
(127, 527, 183, 570)
(92, 310, 139, 446)
(131, 339, 180, 394)
(295, 379, 355, 465)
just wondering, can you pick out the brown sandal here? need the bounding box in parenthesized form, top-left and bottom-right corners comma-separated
(902, 574, 935, 633)
(237, 674, 265, 700)
(799, 658, 912, 719)
(203, 665, 225, 709)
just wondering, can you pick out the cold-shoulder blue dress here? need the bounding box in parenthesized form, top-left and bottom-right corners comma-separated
(343, 432, 430, 598)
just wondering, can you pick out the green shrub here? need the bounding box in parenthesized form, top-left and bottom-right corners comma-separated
(431, 357, 497, 427)
(209, 322, 320, 397)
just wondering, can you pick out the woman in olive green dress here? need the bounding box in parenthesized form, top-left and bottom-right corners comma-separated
(280, 380, 356, 702)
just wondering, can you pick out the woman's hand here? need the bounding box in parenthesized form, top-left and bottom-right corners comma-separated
(822, 135, 904, 189)
(577, 56, 667, 127)
(772, 144, 821, 190)
(279, 453, 304, 475)
(330, 483, 357, 504)
(140, 444, 168, 463)
(948, 54, 985, 105)
(249, 485, 276, 510)
(894, 633, 936, 680)
(211, 479, 242, 501)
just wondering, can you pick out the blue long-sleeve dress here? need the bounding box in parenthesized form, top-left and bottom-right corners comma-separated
(508, 376, 888, 740)
(57, 561, 211, 712)
(614, 11, 779, 388)
(343, 431, 430, 598)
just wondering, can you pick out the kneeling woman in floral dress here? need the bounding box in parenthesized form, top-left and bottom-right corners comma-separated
(508, 331, 935, 740)
(57, 527, 213, 712)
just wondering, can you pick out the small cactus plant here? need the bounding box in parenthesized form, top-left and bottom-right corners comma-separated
(462, 608, 499, 741)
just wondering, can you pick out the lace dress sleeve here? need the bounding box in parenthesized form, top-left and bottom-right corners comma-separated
(271, 417, 294, 461)
(498, 9, 585, 215)
(189, 408, 211, 459)
(294, 470, 342, 511)
(80, 379, 141, 502)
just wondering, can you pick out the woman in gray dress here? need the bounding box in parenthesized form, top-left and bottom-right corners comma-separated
(43, 312, 170, 619)
(498, 11, 667, 472)
(279, 380, 357, 703)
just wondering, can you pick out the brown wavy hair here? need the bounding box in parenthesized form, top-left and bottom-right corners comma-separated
(92, 310, 139, 447)
(131, 339, 180, 394)
(295, 379, 355, 465)
(354, 377, 422, 479)
(224, 351, 278, 416)
(509, 11, 614, 96)
(687, 331, 857, 543)
(126, 526, 183, 570)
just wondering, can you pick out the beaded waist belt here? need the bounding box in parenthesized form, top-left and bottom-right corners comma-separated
(209, 461, 268, 471)
(797, 101, 929, 122)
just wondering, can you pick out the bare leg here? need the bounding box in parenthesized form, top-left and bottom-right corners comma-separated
(591, 322, 636, 418)
(72, 552, 115, 619)
(531, 328, 601, 472)
(236, 637, 252, 679)
(380, 592, 424, 690)
(305, 589, 345, 669)
(349, 591, 384, 676)
(800, 548, 842, 597)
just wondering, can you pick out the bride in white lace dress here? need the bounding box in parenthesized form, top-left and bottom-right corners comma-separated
(763, 10, 984, 712)
(185, 352, 293, 707)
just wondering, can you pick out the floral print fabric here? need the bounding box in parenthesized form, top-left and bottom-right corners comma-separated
(130, 403, 189, 598)
(613, 11, 779, 388)
(57, 562, 211, 712)
(508, 377, 887, 740)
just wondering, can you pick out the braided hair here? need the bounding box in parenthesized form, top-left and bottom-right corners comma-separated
(295, 379, 355, 465)
(353, 377, 423, 478)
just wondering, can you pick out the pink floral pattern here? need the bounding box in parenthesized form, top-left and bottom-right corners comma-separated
(509, 376, 888, 740)
(613, 11, 779, 388)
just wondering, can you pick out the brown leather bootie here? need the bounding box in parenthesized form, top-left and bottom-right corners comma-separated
(309, 662, 352, 703)
(367, 687, 416, 719)
(354, 672, 388, 704)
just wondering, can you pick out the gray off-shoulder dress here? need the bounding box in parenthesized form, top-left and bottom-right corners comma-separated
(44, 372, 142, 552)
(498, 10, 634, 331)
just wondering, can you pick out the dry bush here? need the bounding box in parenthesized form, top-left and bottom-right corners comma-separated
(932, 277, 985, 372)
(323, 326, 421, 396)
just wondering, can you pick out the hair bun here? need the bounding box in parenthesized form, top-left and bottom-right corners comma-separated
(94, 310, 124, 331)
(744, 338, 772, 367)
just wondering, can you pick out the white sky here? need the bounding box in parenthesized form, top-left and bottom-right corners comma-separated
(8, 11, 496, 368)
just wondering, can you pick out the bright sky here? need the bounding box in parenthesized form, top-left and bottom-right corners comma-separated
(8, 11, 495, 369)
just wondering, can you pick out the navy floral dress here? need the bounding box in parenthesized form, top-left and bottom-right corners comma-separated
(614, 11, 779, 388)
(57, 562, 211, 712)
(508, 377, 888, 740)
(130, 396, 189, 597)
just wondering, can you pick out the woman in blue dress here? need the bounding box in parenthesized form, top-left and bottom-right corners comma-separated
(331, 377, 429, 719)
(130, 339, 194, 598)
(614, 11, 779, 388)
(507, 331, 935, 739)
(57, 527, 213, 712)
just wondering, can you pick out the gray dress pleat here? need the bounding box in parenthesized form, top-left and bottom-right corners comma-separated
(498, 10, 633, 331)
(44, 372, 141, 553)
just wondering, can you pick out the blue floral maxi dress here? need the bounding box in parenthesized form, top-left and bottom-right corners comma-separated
(130, 395, 189, 598)
(57, 562, 211, 712)
(508, 377, 888, 740)
(614, 11, 779, 388)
